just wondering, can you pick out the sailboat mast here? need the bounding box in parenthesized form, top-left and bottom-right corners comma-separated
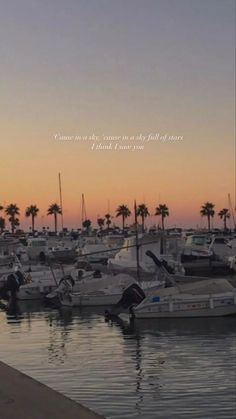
(228, 193, 236, 231)
(58, 172, 64, 233)
(134, 200, 140, 282)
(81, 193, 87, 228)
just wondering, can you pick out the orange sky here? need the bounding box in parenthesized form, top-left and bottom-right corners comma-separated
(0, 1, 235, 231)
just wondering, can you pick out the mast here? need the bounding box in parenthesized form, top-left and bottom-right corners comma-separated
(81, 193, 87, 228)
(58, 172, 64, 233)
(134, 200, 140, 282)
(228, 193, 236, 231)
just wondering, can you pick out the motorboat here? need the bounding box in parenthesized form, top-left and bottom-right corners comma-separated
(47, 244, 77, 263)
(55, 268, 163, 308)
(0, 263, 82, 301)
(107, 234, 184, 275)
(132, 277, 236, 318)
(181, 234, 213, 261)
(109, 251, 236, 319)
(77, 243, 112, 264)
(59, 273, 136, 307)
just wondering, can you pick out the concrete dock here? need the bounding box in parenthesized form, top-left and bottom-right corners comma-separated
(0, 361, 105, 419)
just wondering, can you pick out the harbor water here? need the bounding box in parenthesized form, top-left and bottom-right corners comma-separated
(0, 302, 235, 418)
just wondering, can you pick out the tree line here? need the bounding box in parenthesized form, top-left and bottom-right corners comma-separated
(0, 201, 232, 234)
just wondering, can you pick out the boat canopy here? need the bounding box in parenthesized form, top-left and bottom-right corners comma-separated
(149, 278, 234, 298)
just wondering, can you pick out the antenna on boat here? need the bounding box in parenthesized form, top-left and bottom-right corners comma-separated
(134, 200, 141, 282)
(58, 172, 64, 234)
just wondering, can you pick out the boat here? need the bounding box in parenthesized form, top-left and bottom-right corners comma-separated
(47, 244, 77, 263)
(133, 277, 236, 318)
(77, 242, 112, 264)
(107, 251, 236, 319)
(56, 269, 163, 308)
(107, 234, 184, 275)
(0, 262, 83, 301)
(228, 255, 236, 272)
(181, 234, 213, 261)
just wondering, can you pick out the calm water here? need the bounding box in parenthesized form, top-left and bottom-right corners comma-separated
(0, 302, 236, 419)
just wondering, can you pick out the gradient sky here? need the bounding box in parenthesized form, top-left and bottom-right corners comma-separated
(0, 0, 235, 230)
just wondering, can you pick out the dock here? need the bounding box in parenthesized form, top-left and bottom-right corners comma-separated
(0, 361, 105, 419)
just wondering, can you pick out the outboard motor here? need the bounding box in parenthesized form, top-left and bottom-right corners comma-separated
(0, 270, 25, 301)
(105, 283, 146, 318)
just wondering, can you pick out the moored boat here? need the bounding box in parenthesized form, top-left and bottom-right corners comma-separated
(133, 278, 236, 318)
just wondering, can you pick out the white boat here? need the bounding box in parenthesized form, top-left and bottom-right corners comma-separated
(0, 264, 82, 301)
(58, 272, 163, 308)
(107, 251, 236, 319)
(133, 278, 236, 318)
(59, 273, 137, 307)
(228, 255, 236, 272)
(108, 234, 184, 275)
(47, 244, 77, 263)
(181, 234, 213, 260)
(26, 237, 48, 261)
(78, 243, 111, 264)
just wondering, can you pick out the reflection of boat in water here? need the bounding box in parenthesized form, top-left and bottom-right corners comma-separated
(111, 313, 236, 341)
(134, 315, 236, 335)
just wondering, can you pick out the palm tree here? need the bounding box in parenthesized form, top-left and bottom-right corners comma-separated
(137, 204, 150, 233)
(83, 219, 91, 234)
(116, 205, 131, 232)
(200, 202, 215, 230)
(47, 203, 61, 233)
(155, 204, 169, 230)
(0, 217, 5, 233)
(218, 208, 230, 231)
(105, 213, 112, 229)
(5, 204, 20, 233)
(0, 205, 4, 234)
(25, 205, 39, 233)
(97, 218, 105, 231)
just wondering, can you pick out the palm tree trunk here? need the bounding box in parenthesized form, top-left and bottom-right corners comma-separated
(161, 216, 164, 231)
(224, 217, 226, 231)
(32, 216, 35, 233)
(142, 215, 144, 233)
(54, 214, 57, 233)
(11, 218, 14, 234)
(122, 215, 125, 232)
(207, 215, 210, 230)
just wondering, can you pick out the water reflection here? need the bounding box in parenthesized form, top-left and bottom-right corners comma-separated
(0, 304, 235, 419)
(134, 316, 236, 337)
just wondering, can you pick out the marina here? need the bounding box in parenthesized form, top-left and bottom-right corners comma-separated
(1, 1, 235, 417)
(1, 233, 235, 418)
(0, 300, 235, 419)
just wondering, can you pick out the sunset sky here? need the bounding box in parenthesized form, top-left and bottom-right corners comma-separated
(1, 0, 235, 231)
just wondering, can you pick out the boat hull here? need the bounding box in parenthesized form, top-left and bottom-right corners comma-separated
(134, 291, 236, 318)
(60, 292, 122, 307)
(134, 304, 236, 318)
